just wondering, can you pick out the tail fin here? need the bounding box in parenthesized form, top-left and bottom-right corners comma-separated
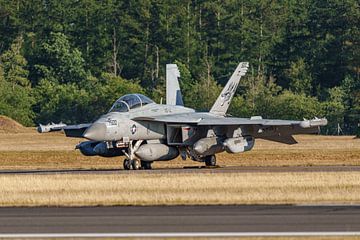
(166, 64, 184, 106)
(210, 62, 249, 116)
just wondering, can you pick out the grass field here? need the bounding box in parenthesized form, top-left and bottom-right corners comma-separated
(0, 130, 359, 170)
(0, 130, 359, 207)
(0, 171, 359, 206)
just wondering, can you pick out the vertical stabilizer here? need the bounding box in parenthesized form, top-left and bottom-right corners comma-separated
(210, 62, 249, 116)
(166, 64, 184, 106)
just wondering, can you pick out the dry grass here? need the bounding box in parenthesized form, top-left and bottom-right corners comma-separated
(0, 130, 359, 207)
(0, 115, 31, 133)
(0, 171, 359, 206)
(0, 130, 359, 170)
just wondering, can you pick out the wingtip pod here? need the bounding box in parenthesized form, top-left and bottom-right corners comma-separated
(299, 117, 328, 128)
(37, 122, 67, 133)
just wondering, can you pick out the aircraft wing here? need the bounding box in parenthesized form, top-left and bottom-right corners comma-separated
(133, 114, 327, 144)
(63, 124, 91, 138)
(197, 117, 327, 128)
(134, 114, 327, 128)
(38, 123, 91, 138)
(197, 117, 302, 126)
(133, 113, 206, 124)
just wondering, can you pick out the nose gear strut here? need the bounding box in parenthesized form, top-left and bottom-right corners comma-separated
(122, 140, 152, 170)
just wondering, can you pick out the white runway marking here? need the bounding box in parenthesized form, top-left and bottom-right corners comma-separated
(0, 232, 360, 238)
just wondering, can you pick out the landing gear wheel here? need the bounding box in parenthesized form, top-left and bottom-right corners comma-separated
(205, 155, 216, 167)
(132, 159, 141, 170)
(141, 160, 152, 170)
(123, 159, 132, 170)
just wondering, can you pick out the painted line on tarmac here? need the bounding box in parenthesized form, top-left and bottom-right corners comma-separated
(0, 232, 360, 238)
(296, 203, 360, 207)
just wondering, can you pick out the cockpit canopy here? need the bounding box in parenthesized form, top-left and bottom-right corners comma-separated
(109, 94, 154, 112)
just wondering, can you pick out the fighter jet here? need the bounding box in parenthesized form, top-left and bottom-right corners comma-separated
(39, 62, 327, 170)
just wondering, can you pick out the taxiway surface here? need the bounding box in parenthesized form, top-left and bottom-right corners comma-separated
(0, 205, 359, 235)
(0, 165, 360, 175)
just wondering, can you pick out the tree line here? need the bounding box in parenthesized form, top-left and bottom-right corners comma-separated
(0, 0, 359, 135)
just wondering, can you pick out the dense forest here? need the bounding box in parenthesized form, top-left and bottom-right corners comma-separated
(0, 0, 359, 134)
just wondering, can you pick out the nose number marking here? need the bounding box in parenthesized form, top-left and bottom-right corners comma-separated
(106, 118, 117, 126)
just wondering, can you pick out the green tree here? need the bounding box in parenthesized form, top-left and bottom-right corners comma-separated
(34, 80, 90, 124)
(264, 91, 324, 120)
(0, 36, 34, 125)
(94, 73, 144, 113)
(322, 87, 346, 134)
(341, 75, 360, 134)
(287, 58, 312, 95)
(34, 32, 87, 85)
(174, 60, 195, 105)
(0, 36, 29, 87)
(228, 95, 252, 118)
(34, 73, 144, 124)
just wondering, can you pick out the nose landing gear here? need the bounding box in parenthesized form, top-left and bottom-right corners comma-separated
(122, 140, 153, 170)
(123, 159, 151, 170)
(122, 140, 143, 170)
(123, 159, 141, 170)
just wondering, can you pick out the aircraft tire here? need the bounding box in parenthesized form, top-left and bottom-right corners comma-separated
(132, 159, 141, 170)
(123, 159, 132, 170)
(205, 155, 216, 167)
(141, 160, 152, 170)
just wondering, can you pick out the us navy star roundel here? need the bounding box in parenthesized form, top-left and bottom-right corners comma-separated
(130, 124, 137, 134)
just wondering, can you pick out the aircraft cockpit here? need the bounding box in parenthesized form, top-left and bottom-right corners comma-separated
(109, 94, 154, 112)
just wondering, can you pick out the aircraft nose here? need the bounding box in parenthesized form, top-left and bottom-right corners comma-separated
(83, 122, 107, 141)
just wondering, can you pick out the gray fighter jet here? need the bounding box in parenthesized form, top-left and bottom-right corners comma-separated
(39, 62, 327, 170)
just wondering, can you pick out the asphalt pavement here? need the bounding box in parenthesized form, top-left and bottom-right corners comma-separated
(0, 205, 359, 236)
(0, 165, 360, 175)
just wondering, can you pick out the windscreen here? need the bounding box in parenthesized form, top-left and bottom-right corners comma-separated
(109, 94, 154, 112)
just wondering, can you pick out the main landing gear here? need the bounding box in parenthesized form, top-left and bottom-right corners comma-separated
(204, 155, 217, 167)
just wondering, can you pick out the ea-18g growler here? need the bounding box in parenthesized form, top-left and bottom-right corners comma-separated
(38, 62, 327, 170)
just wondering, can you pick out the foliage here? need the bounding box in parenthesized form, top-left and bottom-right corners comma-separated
(0, 80, 34, 126)
(0, 37, 34, 126)
(185, 75, 221, 111)
(321, 87, 346, 134)
(0, 36, 29, 87)
(93, 73, 144, 114)
(287, 58, 312, 95)
(34, 73, 144, 124)
(34, 32, 87, 85)
(0, 0, 358, 133)
(34, 80, 90, 124)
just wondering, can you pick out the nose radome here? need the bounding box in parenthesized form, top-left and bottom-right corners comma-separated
(83, 123, 107, 141)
